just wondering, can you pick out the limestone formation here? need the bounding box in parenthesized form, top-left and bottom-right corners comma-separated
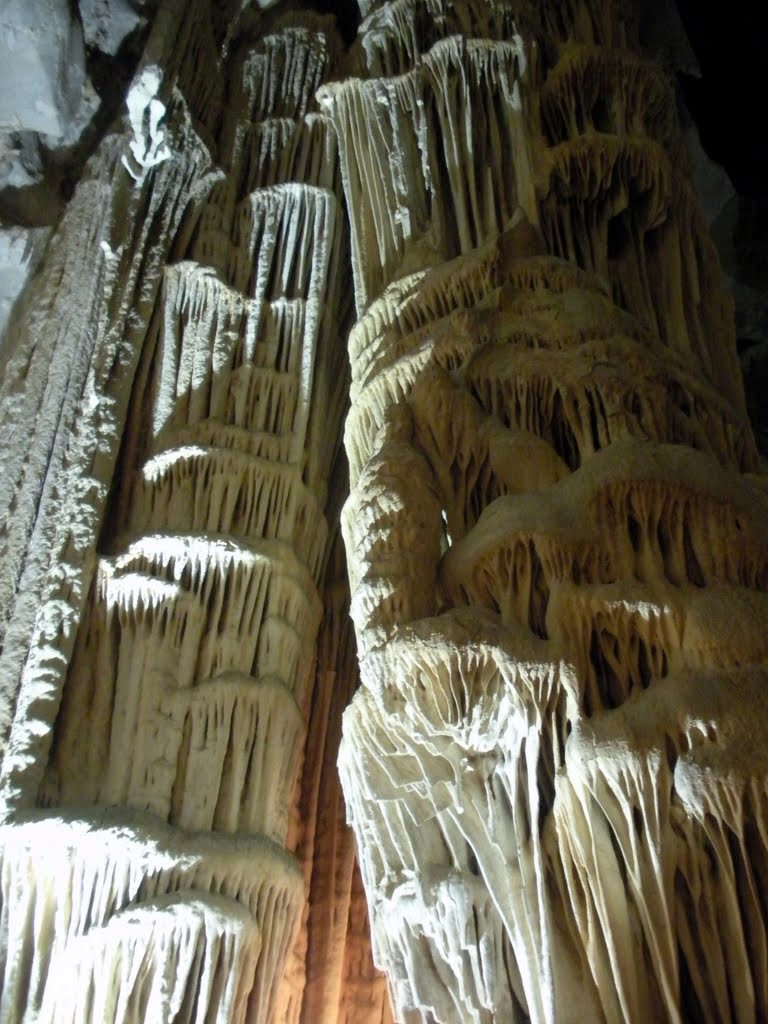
(0, 4, 358, 1021)
(321, 1, 768, 1021)
(0, 1, 766, 1023)
(0, 1, 89, 139)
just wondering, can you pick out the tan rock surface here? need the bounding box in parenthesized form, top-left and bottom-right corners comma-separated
(0, 1, 765, 1022)
(327, 2, 768, 1021)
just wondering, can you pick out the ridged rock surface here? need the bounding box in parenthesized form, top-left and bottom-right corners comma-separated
(0, 4, 375, 1022)
(0, 1, 766, 1023)
(322, 1, 768, 1022)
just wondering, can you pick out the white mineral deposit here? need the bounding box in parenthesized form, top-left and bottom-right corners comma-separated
(0, 2, 765, 1022)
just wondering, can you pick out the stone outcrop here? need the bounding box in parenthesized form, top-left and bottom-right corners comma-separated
(0, 1, 766, 1023)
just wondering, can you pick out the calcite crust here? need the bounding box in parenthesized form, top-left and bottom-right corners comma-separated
(0, 1, 766, 1023)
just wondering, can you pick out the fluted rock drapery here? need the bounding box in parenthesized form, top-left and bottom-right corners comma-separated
(322, 1, 768, 1022)
(0, 1, 766, 1023)
(0, 4, 358, 1021)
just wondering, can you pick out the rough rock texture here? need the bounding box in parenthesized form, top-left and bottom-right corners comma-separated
(0, 1, 766, 1023)
(0, 3, 369, 1021)
(0, 2, 88, 138)
(79, 0, 153, 57)
(321, 1, 768, 1022)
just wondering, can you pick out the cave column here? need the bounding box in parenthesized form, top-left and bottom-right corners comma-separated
(324, 2, 768, 1022)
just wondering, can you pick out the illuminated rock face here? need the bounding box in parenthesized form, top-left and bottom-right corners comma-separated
(0, 2, 766, 1023)
(0, 5, 357, 1022)
(322, 2, 768, 1022)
